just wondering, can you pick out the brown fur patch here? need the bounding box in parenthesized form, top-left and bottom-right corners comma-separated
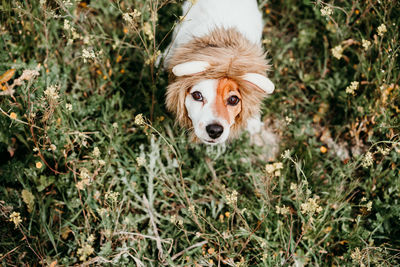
(165, 28, 271, 140)
(214, 78, 241, 125)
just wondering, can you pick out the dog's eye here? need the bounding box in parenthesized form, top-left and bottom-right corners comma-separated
(227, 95, 240, 106)
(191, 91, 203, 101)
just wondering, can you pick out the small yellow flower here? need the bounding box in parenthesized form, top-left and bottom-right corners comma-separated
(331, 45, 344, 59)
(300, 196, 323, 215)
(66, 103, 72, 111)
(366, 201, 372, 211)
(361, 151, 373, 168)
(320, 146, 328, 153)
(276, 205, 290, 215)
(265, 164, 275, 174)
(143, 22, 154, 41)
(290, 183, 298, 191)
(105, 191, 120, 202)
(79, 168, 90, 179)
(9, 112, 17, 120)
(320, 6, 333, 17)
(44, 85, 60, 101)
(188, 205, 195, 214)
(9, 212, 22, 227)
(350, 247, 362, 261)
(345, 81, 359, 95)
(77, 243, 94, 261)
(82, 48, 96, 63)
(170, 214, 177, 224)
(136, 156, 146, 166)
(134, 113, 145, 125)
(377, 23, 387, 37)
(36, 161, 43, 169)
(226, 190, 238, 206)
(362, 39, 371, 51)
(87, 234, 95, 243)
(93, 147, 100, 157)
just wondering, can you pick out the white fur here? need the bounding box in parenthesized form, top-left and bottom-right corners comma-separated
(172, 61, 210, 76)
(246, 115, 264, 135)
(164, 0, 263, 67)
(185, 79, 232, 144)
(243, 73, 275, 94)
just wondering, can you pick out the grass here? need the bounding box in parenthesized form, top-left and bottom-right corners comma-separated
(0, 0, 399, 266)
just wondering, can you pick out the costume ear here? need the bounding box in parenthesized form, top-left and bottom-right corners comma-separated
(242, 73, 275, 94)
(172, 61, 210, 76)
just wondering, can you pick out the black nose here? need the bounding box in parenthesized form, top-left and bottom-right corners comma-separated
(206, 124, 224, 139)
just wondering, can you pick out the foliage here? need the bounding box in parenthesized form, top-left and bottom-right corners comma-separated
(0, 0, 399, 266)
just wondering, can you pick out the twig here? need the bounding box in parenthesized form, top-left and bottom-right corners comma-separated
(170, 241, 208, 261)
(0, 245, 21, 261)
(115, 231, 172, 244)
(0, 107, 43, 130)
(143, 195, 164, 260)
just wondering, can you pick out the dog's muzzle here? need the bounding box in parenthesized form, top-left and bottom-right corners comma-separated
(206, 124, 224, 139)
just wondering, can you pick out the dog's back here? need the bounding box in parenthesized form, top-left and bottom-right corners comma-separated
(164, 0, 263, 67)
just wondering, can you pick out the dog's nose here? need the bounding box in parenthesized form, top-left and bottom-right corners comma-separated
(206, 124, 224, 139)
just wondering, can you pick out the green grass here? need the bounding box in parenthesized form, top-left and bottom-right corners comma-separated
(1, 0, 399, 266)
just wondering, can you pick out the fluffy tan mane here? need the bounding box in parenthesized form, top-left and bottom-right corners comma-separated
(165, 28, 271, 139)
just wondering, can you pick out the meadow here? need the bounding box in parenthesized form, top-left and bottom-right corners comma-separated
(0, 0, 399, 266)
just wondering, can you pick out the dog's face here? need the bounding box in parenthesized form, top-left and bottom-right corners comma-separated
(185, 78, 242, 144)
(167, 60, 275, 144)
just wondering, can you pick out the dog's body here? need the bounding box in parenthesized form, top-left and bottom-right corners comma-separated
(164, 0, 274, 145)
(164, 0, 263, 66)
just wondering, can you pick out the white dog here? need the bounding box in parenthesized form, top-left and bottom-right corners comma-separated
(164, 0, 275, 145)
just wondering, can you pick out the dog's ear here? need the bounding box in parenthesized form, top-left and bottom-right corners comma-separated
(242, 73, 275, 94)
(172, 61, 210, 76)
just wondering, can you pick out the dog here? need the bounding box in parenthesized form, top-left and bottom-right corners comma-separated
(164, 0, 274, 145)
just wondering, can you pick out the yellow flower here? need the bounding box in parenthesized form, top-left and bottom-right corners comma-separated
(320, 6, 333, 17)
(93, 147, 100, 157)
(290, 183, 298, 191)
(9, 112, 17, 120)
(77, 243, 94, 261)
(361, 151, 373, 168)
(44, 85, 60, 101)
(300, 197, 323, 215)
(87, 234, 95, 243)
(377, 23, 387, 36)
(331, 45, 344, 59)
(9, 212, 22, 227)
(345, 81, 359, 95)
(350, 247, 362, 261)
(276, 205, 290, 215)
(226, 190, 238, 206)
(265, 164, 275, 174)
(136, 156, 146, 166)
(36, 161, 43, 169)
(134, 113, 145, 125)
(362, 39, 371, 51)
(366, 201, 372, 211)
(143, 22, 154, 41)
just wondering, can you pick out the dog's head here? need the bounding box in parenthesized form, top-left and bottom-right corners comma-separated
(166, 29, 274, 144)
